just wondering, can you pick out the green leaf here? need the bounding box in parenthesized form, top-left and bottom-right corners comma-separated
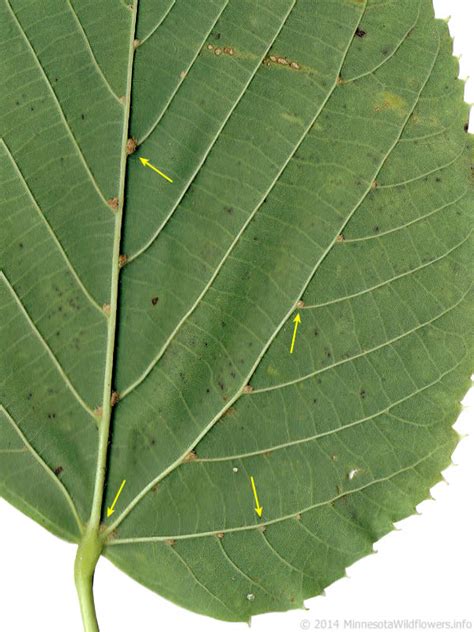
(1, 0, 472, 628)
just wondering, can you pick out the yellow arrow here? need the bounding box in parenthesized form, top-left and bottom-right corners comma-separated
(107, 479, 126, 518)
(139, 157, 173, 183)
(289, 313, 301, 354)
(250, 475, 263, 518)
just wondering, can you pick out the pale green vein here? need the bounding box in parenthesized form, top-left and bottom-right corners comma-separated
(106, 446, 447, 544)
(344, 0, 421, 84)
(193, 355, 467, 463)
(377, 145, 466, 189)
(217, 538, 278, 601)
(342, 191, 468, 243)
(67, 0, 123, 105)
(1, 139, 106, 317)
(303, 229, 470, 306)
(1, 404, 84, 533)
(5, 0, 111, 209)
(260, 530, 311, 582)
(168, 545, 238, 618)
(249, 287, 470, 395)
(137, 0, 176, 47)
(1, 272, 96, 419)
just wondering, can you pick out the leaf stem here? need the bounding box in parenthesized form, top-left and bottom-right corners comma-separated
(74, 2, 138, 630)
(74, 526, 103, 632)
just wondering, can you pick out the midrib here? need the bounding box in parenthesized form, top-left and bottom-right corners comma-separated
(88, 2, 139, 533)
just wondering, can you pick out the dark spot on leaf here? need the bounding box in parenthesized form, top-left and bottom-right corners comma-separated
(54, 466, 63, 476)
(81, 113, 85, 120)
(19, 242, 23, 249)
(355, 28, 366, 38)
(360, 389, 366, 399)
(374, 225, 379, 232)
(464, 122, 469, 132)
(151, 296, 159, 306)
(436, 177, 441, 183)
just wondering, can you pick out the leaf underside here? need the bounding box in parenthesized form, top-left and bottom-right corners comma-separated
(0, 0, 472, 623)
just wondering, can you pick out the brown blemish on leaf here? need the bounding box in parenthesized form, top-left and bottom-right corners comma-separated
(151, 483, 159, 493)
(295, 513, 302, 521)
(296, 299, 305, 308)
(182, 450, 198, 463)
(151, 296, 159, 306)
(94, 406, 103, 419)
(371, 180, 378, 190)
(165, 539, 176, 547)
(179, 70, 187, 79)
(242, 384, 253, 394)
(102, 303, 111, 316)
(222, 407, 236, 417)
(126, 137, 137, 155)
(355, 28, 367, 38)
(107, 197, 119, 211)
(336, 234, 345, 243)
(263, 55, 300, 70)
(336, 75, 345, 86)
(119, 95, 126, 104)
(133, 39, 140, 49)
(258, 525, 267, 533)
(216, 532, 225, 539)
(53, 466, 63, 476)
(223, 47, 234, 56)
(118, 254, 128, 268)
(262, 450, 273, 458)
(214, 47, 222, 56)
(110, 391, 120, 407)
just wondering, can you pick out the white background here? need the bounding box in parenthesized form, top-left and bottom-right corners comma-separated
(1, 2, 472, 631)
